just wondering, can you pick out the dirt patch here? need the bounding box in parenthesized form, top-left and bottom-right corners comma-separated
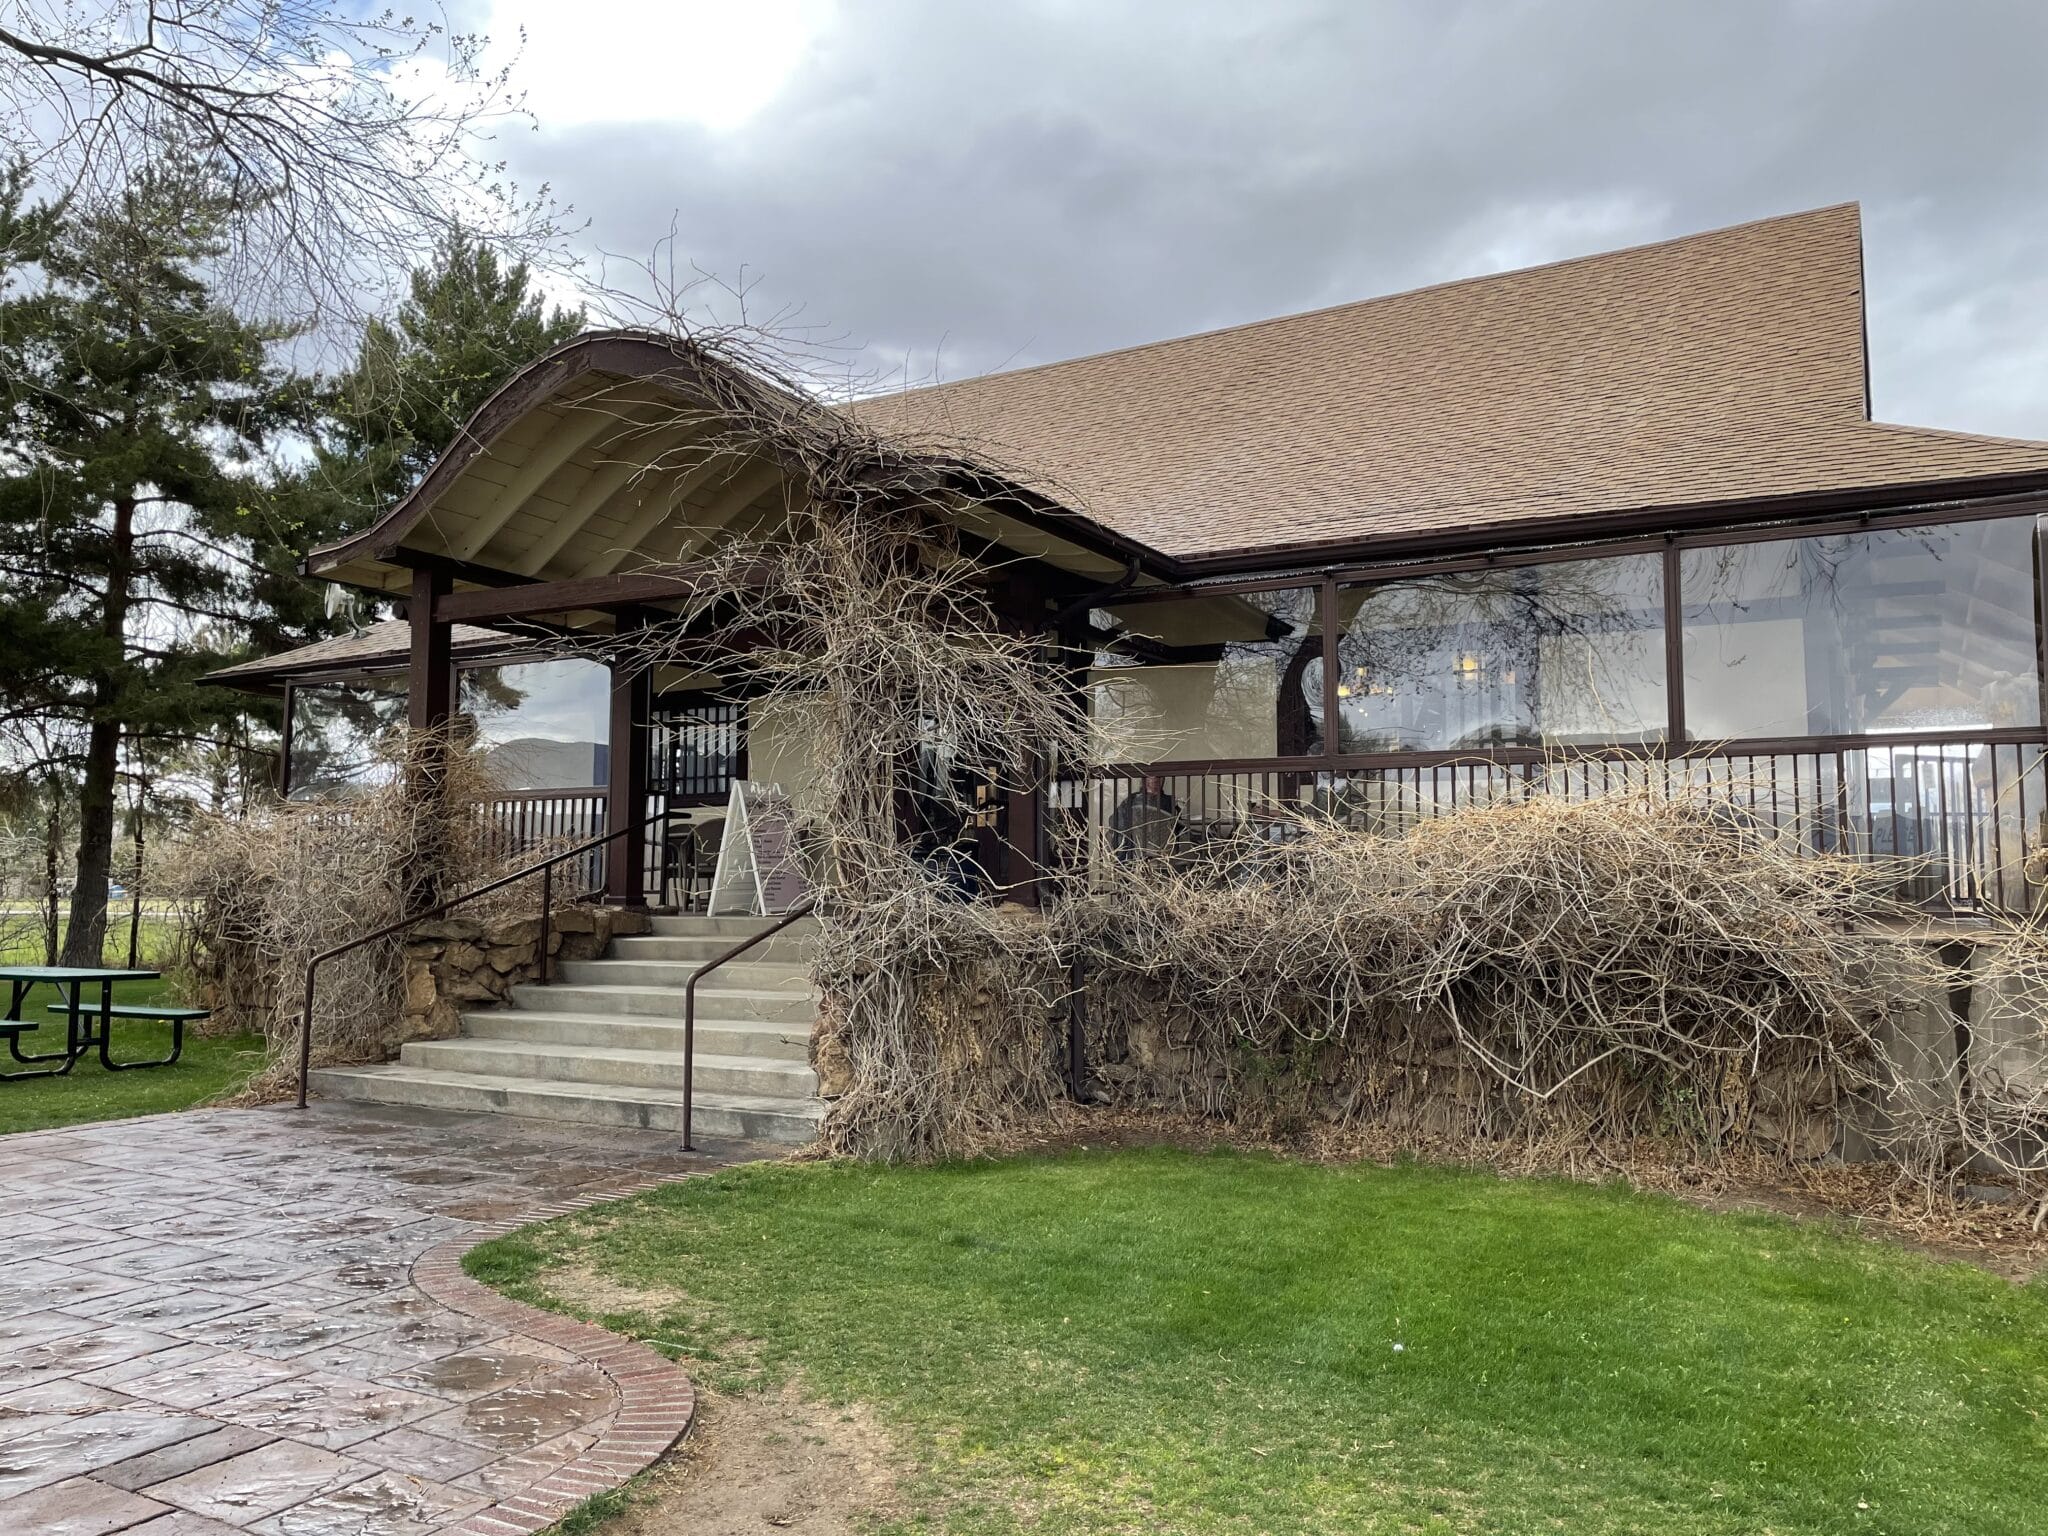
(601, 1381, 901, 1535)
(549, 1262, 692, 1319)
(540, 1262, 770, 1380)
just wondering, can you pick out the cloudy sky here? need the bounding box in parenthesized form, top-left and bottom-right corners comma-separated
(457, 0, 2048, 438)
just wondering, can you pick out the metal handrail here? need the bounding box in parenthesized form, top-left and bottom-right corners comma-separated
(681, 899, 815, 1151)
(294, 811, 661, 1109)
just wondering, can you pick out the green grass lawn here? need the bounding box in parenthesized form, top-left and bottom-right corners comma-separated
(468, 1149, 2048, 1536)
(0, 908, 183, 973)
(0, 1017, 266, 1137)
(0, 927, 263, 1135)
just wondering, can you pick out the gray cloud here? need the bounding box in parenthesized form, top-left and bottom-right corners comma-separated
(509, 0, 2048, 435)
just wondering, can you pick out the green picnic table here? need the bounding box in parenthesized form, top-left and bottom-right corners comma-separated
(0, 966, 193, 1080)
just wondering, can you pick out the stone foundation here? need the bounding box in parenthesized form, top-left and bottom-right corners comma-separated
(1076, 933, 2046, 1171)
(398, 905, 651, 1045)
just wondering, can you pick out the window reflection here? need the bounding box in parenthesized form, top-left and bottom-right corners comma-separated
(1335, 556, 1667, 751)
(1090, 588, 1322, 762)
(1679, 518, 2042, 739)
(286, 678, 408, 799)
(458, 659, 610, 789)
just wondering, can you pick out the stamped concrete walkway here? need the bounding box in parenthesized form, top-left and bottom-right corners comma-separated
(0, 1102, 736, 1536)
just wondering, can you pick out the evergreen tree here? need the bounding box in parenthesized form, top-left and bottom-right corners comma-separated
(326, 231, 585, 514)
(248, 233, 584, 791)
(0, 154, 310, 964)
(0, 187, 585, 962)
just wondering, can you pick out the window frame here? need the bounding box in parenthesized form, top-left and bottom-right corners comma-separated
(1088, 496, 2048, 773)
(278, 649, 613, 798)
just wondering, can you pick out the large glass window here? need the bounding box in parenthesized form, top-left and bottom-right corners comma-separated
(1090, 587, 1323, 762)
(286, 677, 408, 799)
(1335, 555, 1667, 752)
(459, 659, 610, 789)
(1680, 518, 2042, 740)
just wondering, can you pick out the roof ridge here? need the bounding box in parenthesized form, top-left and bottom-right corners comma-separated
(1860, 417, 2048, 455)
(873, 202, 1864, 402)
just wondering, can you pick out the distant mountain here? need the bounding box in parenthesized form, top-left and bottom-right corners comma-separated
(481, 736, 604, 792)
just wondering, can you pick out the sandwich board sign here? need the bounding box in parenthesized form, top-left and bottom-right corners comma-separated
(707, 780, 810, 915)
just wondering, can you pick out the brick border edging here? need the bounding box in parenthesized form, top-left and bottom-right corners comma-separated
(411, 1176, 698, 1536)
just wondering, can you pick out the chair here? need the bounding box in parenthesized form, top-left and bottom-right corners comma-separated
(685, 817, 726, 912)
(658, 820, 696, 911)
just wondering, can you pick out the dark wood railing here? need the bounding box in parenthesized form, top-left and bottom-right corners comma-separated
(302, 784, 654, 912)
(292, 812, 658, 1110)
(478, 788, 610, 884)
(482, 785, 609, 834)
(1071, 732, 2048, 917)
(680, 900, 815, 1151)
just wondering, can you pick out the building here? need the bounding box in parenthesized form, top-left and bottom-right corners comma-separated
(211, 204, 2048, 917)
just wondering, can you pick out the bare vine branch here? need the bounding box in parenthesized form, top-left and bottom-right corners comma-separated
(1, 0, 574, 340)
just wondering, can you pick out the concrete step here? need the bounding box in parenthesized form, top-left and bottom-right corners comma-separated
(401, 1036, 817, 1097)
(462, 1009, 813, 1061)
(309, 1065, 824, 1145)
(554, 957, 810, 992)
(645, 914, 818, 938)
(512, 982, 815, 1025)
(609, 933, 816, 964)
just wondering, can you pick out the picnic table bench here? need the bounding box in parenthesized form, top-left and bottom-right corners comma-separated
(0, 967, 206, 1080)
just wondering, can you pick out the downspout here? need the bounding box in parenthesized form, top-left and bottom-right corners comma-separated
(1052, 555, 1143, 635)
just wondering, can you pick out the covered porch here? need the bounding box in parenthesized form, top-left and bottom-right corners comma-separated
(1072, 501, 2048, 915)
(211, 327, 2048, 922)
(260, 333, 1167, 912)
(209, 620, 754, 909)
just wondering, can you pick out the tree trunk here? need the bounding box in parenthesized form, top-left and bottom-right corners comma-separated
(126, 795, 146, 969)
(60, 492, 134, 968)
(61, 718, 120, 966)
(41, 797, 61, 966)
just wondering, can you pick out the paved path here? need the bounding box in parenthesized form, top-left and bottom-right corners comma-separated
(0, 1103, 739, 1535)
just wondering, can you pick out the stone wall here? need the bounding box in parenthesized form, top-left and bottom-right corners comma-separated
(397, 905, 651, 1047)
(189, 936, 283, 1038)
(1075, 935, 2045, 1170)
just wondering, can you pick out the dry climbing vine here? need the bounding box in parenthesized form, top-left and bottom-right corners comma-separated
(428, 294, 2048, 1193)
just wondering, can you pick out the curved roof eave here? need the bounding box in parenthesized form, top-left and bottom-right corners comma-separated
(301, 329, 1179, 588)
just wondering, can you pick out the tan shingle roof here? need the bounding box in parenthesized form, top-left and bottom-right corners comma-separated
(851, 205, 2048, 561)
(203, 621, 515, 687)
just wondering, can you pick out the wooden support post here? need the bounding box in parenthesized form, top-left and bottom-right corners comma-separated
(605, 613, 653, 906)
(1006, 752, 1045, 908)
(996, 566, 1051, 907)
(405, 568, 455, 910)
(277, 680, 298, 799)
(408, 569, 455, 731)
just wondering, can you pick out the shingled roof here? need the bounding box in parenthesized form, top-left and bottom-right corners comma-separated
(202, 620, 516, 691)
(849, 204, 2048, 564)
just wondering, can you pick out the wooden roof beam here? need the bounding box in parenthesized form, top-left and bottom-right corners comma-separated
(516, 424, 716, 577)
(385, 547, 538, 589)
(583, 458, 787, 577)
(432, 563, 768, 624)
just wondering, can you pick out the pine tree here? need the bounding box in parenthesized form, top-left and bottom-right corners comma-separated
(0, 154, 309, 964)
(327, 231, 585, 514)
(259, 230, 584, 651)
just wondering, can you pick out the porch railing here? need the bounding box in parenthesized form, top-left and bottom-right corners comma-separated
(307, 787, 657, 901)
(478, 788, 611, 889)
(1064, 732, 2048, 917)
